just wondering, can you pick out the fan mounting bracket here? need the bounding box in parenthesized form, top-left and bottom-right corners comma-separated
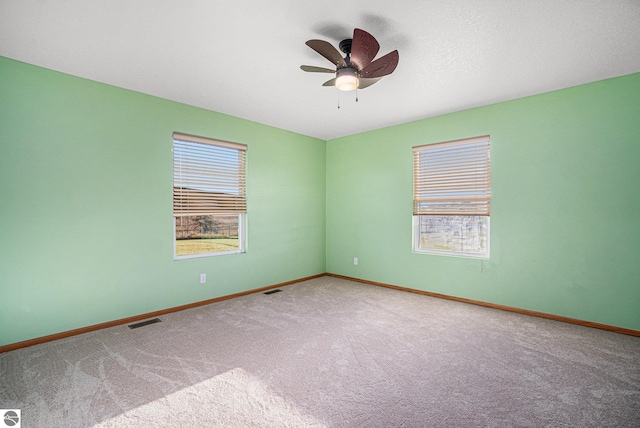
(339, 39, 353, 55)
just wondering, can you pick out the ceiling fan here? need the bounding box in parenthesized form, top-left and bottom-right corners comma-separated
(300, 28, 399, 92)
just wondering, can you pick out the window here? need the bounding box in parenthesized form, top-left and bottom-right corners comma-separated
(413, 136, 490, 258)
(173, 132, 247, 259)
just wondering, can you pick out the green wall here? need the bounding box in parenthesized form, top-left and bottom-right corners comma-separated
(0, 57, 326, 346)
(326, 72, 640, 331)
(2, 55, 639, 347)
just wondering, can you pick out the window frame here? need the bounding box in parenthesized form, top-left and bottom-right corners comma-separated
(412, 135, 491, 259)
(173, 214, 246, 260)
(413, 215, 490, 259)
(172, 132, 247, 260)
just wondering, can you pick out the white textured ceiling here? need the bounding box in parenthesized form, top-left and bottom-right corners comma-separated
(1, 1, 639, 141)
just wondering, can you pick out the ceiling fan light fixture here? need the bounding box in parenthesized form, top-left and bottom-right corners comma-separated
(335, 67, 358, 91)
(301, 29, 398, 94)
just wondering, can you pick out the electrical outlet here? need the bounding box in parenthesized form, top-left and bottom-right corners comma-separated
(354, 257, 358, 266)
(200, 273, 206, 284)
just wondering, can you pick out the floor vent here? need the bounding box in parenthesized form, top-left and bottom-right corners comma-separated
(263, 289, 282, 295)
(128, 318, 162, 329)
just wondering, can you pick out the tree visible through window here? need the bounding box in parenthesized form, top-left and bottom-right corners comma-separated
(174, 214, 240, 256)
(413, 136, 491, 258)
(173, 132, 247, 258)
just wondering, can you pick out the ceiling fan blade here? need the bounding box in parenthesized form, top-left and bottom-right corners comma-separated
(300, 65, 336, 73)
(322, 78, 337, 87)
(357, 77, 382, 89)
(360, 50, 399, 79)
(350, 28, 380, 71)
(306, 39, 347, 68)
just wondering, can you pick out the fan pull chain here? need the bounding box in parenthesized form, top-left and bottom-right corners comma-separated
(356, 87, 359, 103)
(337, 89, 340, 109)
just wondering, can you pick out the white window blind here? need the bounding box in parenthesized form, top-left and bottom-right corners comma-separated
(173, 132, 247, 217)
(413, 136, 490, 216)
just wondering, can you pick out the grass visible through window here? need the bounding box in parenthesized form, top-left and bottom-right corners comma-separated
(176, 238, 239, 256)
(175, 214, 241, 257)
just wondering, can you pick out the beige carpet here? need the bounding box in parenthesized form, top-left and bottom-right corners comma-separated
(1, 276, 639, 427)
